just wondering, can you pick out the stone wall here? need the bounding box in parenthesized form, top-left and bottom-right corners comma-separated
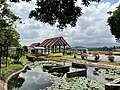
(72, 63, 86, 68)
(105, 78, 120, 90)
(66, 69, 86, 78)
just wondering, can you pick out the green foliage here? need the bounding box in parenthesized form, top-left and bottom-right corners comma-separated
(29, 0, 100, 30)
(18, 56, 29, 64)
(0, 0, 20, 67)
(81, 53, 88, 60)
(0, 0, 20, 46)
(1, 57, 11, 65)
(11, 47, 25, 63)
(0, 1, 20, 28)
(108, 4, 120, 42)
(8, 74, 25, 90)
(10, 0, 31, 3)
(46, 68, 120, 90)
(2, 64, 22, 74)
(29, 0, 82, 29)
(8, 0, 100, 29)
(88, 46, 120, 51)
(26, 54, 36, 61)
(23, 46, 28, 53)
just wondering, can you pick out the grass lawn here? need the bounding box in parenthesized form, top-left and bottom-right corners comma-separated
(19, 56, 29, 64)
(1, 56, 29, 76)
(98, 61, 120, 66)
(2, 64, 22, 74)
(56, 55, 87, 63)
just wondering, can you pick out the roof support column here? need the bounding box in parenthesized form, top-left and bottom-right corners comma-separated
(44, 46, 46, 53)
(63, 45, 65, 55)
(59, 45, 61, 53)
(55, 45, 57, 53)
(48, 46, 50, 54)
(52, 46, 54, 53)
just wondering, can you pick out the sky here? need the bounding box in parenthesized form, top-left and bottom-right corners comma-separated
(9, 0, 120, 47)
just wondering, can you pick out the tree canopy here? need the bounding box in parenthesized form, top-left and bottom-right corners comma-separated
(9, 0, 100, 30)
(0, 0, 20, 46)
(108, 4, 120, 42)
(0, 0, 20, 67)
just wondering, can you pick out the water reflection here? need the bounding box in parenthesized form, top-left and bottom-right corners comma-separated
(8, 75, 25, 90)
(8, 66, 54, 90)
(8, 61, 106, 90)
(87, 67, 97, 80)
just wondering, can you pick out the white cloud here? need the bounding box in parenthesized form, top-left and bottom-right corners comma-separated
(9, 0, 120, 47)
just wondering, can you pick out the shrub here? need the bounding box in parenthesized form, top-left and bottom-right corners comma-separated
(81, 53, 87, 60)
(26, 54, 36, 61)
(112, 52, 120, 55)
(94, 55, 99, 61)
(92, 52, 99, 56)
(66, 51, 72, 55)
(108, 55, 114, 62)
(92, 52, 100, 61)
(49, 53, 63, 57)
(106, 51, 113, 55)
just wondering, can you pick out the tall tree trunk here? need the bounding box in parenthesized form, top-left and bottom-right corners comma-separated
(5, 45, 7, 67)
(0, 44, 2, 70)
(6, 44, 9, 67)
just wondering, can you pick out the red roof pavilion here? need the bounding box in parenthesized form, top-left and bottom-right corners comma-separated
(29, 43, 41, 47)
(40, 37, 70, 54)
(29, 37, 70, 55)
(39, 37, 70, 47)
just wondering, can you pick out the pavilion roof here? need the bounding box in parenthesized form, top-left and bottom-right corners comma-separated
(39, 37, 70, 47)
(29, 43, 41, 47)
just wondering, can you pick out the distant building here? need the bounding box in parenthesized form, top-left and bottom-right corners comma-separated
(29, 43, 45, 54)
(29, 43, 41, 47)
(71, 47, 89, 54)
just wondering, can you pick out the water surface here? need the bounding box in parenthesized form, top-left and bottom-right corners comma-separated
(8, 65, 54, 90)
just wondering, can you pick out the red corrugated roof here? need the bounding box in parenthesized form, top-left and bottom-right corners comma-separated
(47, 38, 59, 46)
(39, 37, 70, 47)
(29, 43, 41, 47)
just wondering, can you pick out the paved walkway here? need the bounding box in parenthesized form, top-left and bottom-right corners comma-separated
(77, 55, 120, 62)
(88, 55, 120, 62)
(48, 57, 120, 69)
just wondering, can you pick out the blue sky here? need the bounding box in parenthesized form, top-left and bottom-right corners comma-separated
(9, 0, 120, 47)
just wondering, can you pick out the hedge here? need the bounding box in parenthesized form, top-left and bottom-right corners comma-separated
(49, 53, 63, 57)
(26, 54, 37, 61)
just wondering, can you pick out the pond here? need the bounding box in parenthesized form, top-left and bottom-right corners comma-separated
(8, 61, 120, 90)
(8, 62, 54, 90)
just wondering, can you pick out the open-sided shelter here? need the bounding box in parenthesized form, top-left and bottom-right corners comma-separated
(39, 37, 70, 54)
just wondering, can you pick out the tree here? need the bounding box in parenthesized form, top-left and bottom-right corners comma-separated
(23, 46, 28, 53)
(9, 0, 100, 30)
(108, 4, 120, 42)
(0, 0, 20, 67)
(11, 47, 25, 63)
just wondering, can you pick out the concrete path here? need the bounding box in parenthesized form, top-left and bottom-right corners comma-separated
(88, 55, 120, 62)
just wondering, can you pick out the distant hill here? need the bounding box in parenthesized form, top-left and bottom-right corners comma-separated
(79, 43, 120, 48)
